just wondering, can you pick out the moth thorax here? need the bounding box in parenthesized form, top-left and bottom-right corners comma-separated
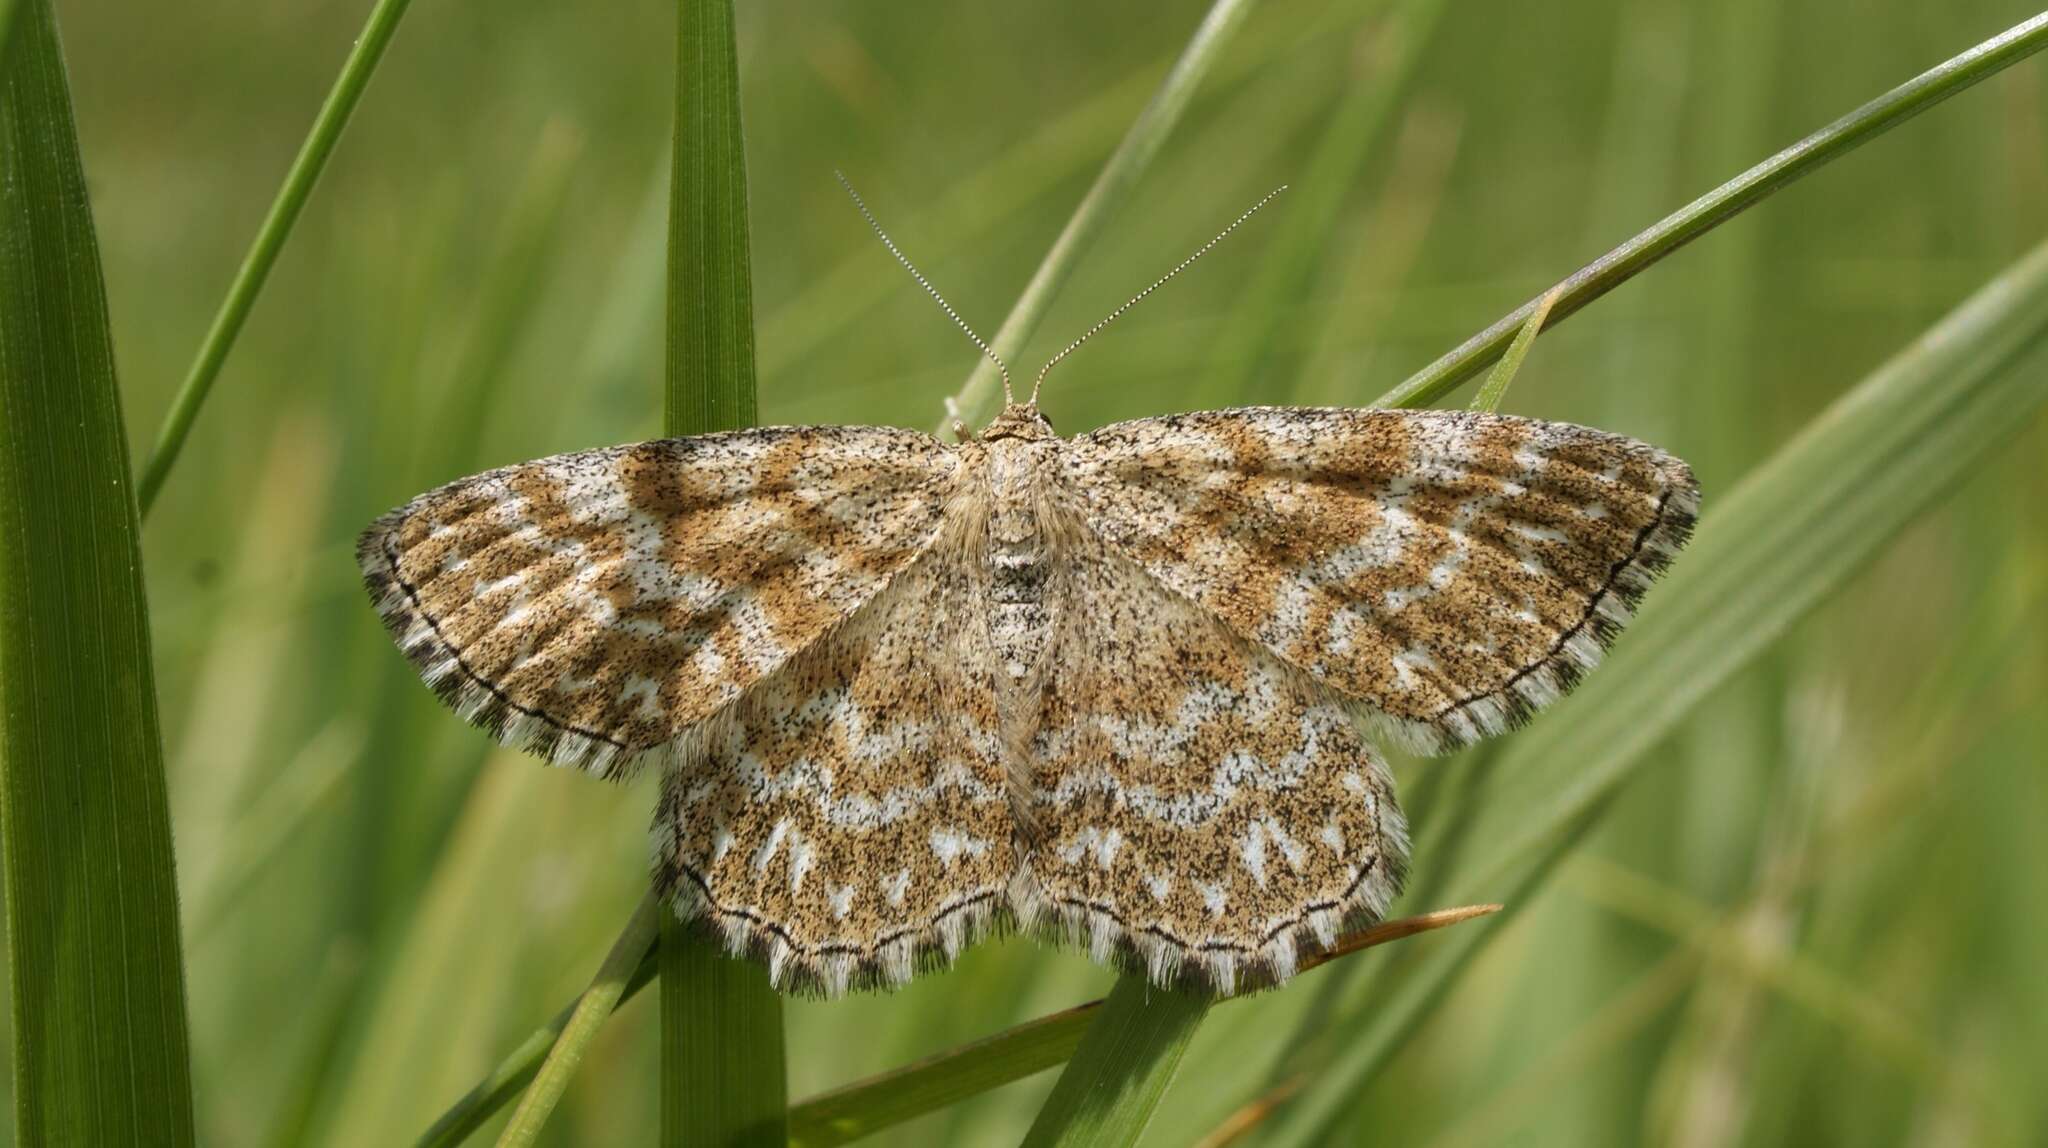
(985, 439, 1054, 684)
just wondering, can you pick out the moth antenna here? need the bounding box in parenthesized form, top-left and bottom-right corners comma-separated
(836, 171, 1013, 405)
(1030, 185, 1287, 405)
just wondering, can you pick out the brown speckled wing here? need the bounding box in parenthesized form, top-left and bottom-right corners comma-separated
(653, 520, 1014, 996)
(1018, 515, 1408, 995)
(358, 426, 959, 779)
(1063, 407, 1698, 752)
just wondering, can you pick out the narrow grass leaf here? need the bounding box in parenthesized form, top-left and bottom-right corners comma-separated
(665, 0, 758, 437)
(942, 0, 1259, 432)
(662, 0, 782, 1143)
(137, 0, 413, 516)
(1019, 981, 1210, 1148)
(495, 891, 664, 1147)
(787, 1001, 1101, 1148)
(1268, 231, 2048, 1145)
(1467, 285, 1561, 414)
(0, 0, 196, 1140)
(414, 948, 660, 1148)
(1373, 9, 2048, 410)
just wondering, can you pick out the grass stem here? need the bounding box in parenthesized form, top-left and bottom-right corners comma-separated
(493, 892, 663, 1148)
(1374, 10, 2048, 410)
(136, 0, 413, 516)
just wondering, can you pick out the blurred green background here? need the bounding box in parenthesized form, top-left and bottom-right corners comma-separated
(13, 0, 2047, 1143)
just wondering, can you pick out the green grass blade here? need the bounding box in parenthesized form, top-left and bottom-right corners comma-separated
(942, 0, 1259, 432)
(135, 0, 412, 517)
(0, 0, 196, 1141)
(415, 948, 662, 1148)
(662, 0, 781, 1144)
(494, 892, 663, 1147)
(415, 947, 1087, 1148)
(787, 1001, 1101, 1148)
(1267, 231, 2048, 1144)
(663, 938, 786, 1146)
(1373, 9, 2048, 410)
(1019, 981, 1211, 1148)
(665, 0, 758, 438)
(1467, 285, 1561, 414)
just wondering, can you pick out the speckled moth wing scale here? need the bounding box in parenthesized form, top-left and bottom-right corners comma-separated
(1017, 516, 1408, 994)
(652, 512, 1015, 996)
(1062, 407, 1699, 753)
(358, 426, 960, 780)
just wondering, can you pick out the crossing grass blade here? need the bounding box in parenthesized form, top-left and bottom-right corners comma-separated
(1018, 982, 1211, 1148)
(1372, 10, 2048, 411)
(0, 0, 196, 1140)
(786, 1001, 1101, 1148)
(494, 892, 664, 1147)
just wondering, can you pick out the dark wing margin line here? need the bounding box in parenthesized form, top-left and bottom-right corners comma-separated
(357, 515, 654, 781)
(1402, 461, 1700, 752)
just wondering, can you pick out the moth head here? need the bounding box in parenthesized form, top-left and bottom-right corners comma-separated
(980, 403, 1056, 443)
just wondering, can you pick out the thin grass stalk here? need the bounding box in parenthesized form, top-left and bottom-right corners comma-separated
(940, 0, 1259, 433)
(1372, 9, 2048, 410)
(136, 0, 413, 516)
(494, 892, 664, 1147)
(0, 0, 196, 1139)
(413, 949, 661, 1148)
(1467, 286, 1561, 414)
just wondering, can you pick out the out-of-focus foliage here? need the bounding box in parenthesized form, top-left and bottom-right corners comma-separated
(23, 0, 2047, 1143)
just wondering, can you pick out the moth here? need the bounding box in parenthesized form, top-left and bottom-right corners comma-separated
(358, 188, 1698, 996)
